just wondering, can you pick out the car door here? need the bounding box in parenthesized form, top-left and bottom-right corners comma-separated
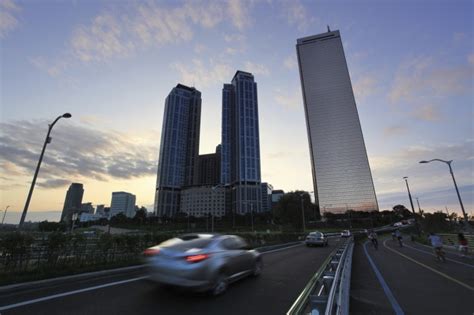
(232, 237, 254, 273)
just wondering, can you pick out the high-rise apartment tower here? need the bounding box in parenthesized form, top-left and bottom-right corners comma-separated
(221, 71, 262, 214)
(154, 84, 201, 217)
(296, 30, 378, 214)
(60, 183, 84, 223)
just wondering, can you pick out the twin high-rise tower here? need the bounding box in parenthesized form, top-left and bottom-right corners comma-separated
(154, 71, 262, 217)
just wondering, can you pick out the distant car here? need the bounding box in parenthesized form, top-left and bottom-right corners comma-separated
(305, 231, 328, 247)
(144, 233, 262, 296)
(393, 222, 403, 227)
(341, 230, 351, 238)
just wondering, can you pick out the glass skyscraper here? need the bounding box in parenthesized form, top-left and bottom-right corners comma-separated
(296, 30, 378, 214)
(221, 71, 262, 214)
(61, 183, 84, 223)
(154, 84, 201, 217)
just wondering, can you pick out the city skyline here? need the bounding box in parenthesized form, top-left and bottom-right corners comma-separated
(1, 0, 473, 223)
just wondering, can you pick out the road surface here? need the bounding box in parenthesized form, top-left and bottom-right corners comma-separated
(0, 239, 341, 315)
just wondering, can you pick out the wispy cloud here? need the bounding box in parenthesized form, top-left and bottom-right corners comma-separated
(411, 104, 441, 122)
(383, 125, 408, 137)
(171, 59, 233, 88)
(0, 0, 20, 39)
(284, 55, 297, 70)
(0, 120, 158, 189)
(353, 74, 378, 102)
(274, 88, 302, 110)
(281, 0, 316, 32)
(243, 61, 270, 76)
(388, 55, 472, 104)
(32, 0, 254, 76)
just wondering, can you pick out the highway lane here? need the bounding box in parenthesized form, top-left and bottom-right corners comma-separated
(364, 238, 473, 315)
(1, 238, 341, 315)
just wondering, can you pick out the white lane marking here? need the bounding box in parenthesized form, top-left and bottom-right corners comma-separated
(402, 243, 474, 268)
(383, 240, 474, 291)
(261, 243, 303, 254)
(363, 241, 405, 315)
(0, 276, 148, 311)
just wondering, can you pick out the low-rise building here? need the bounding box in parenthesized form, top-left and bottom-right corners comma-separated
(261, 183, 273, 212)
(180, 186, 226, 217)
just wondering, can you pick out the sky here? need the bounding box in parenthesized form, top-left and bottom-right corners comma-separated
(0, 0, 473, 224)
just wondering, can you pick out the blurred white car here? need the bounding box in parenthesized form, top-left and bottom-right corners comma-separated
(340, 230, 351, 238)
(305, 231, 328, 247)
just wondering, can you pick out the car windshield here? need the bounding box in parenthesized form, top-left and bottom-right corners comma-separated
(310, 232, 322, 237)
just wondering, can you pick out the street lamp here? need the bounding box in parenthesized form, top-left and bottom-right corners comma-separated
(1, 206, 10, 224)
(19, 113, 72, 227)
(419, 159, 469, 230)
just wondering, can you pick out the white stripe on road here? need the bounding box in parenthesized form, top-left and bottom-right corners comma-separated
(363, 241, 405, 315)
(0, 276, 148, 311)
(261, 243, 303, 254)
(402, 243, 474, 268)
(383, 240, 474, 291)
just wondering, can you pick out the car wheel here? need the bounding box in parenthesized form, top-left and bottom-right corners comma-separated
(252, 259, 263, 277)
(211, 273, 228, 296)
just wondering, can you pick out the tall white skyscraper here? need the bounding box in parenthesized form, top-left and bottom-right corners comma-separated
(296, 30, 378, 214)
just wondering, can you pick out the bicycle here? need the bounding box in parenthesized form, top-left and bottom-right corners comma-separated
(434, 247, 446, 262)
(371, 238, 378, 250)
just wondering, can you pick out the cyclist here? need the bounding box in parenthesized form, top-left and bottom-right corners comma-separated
(428, 232, 446, 262)
(395, 229, 403, 247)
(368, 230, 378, 250)
(458, 233, 469, 257)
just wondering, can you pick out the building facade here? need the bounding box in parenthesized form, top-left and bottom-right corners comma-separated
(194, 145, 221, 186)
(221, 71, 262, 214)
(110, 191, 136, 218)
(261, 183, 273, 212)
(180, 186, 226, 217)
(296, 30, 379, 214)
(60, 183, 84, 223)
(154, 84, 202, 217)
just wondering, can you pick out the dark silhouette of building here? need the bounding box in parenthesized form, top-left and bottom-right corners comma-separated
(194, 145, 221, 186)
(60, 183, 84, 223)
(296, 30, 378, 214)
(154, 84, 201, 217)
(221, 71, 262, 214)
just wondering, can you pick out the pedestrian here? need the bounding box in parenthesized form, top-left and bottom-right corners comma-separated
(458, 233, 469, 257)
(428, 232, 445, 262)
(395, 229, 403, 247)
(391, 231, 396, 241)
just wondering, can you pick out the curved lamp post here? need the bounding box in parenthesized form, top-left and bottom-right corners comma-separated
(419, 159, 469, 230)
(19, 113, 72, 227)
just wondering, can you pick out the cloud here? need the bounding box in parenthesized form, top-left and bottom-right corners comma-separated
(274, 88, 302, 110)
(32, 0, 254, 76)
(243, 61, 270, 76)
(370, 140, 474, 196)
(171, 59, 233, 88)
(0, 0, 20, 39)
(383, 125, 408, 137)
(227, 0, 252, 30)
(194, 43, 207, 54)
(353, 74, 378, 102)
(468, 53, 474, 66)
(411, 104, 440, 122)
(0, 120, 158, 189)
(281, 0, 315, 32)
(388, 55, 472, 104)
(37, 179, 71, 189)
(284, 55, 297, 70)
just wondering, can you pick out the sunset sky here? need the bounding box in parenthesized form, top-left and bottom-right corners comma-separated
(1, 0, 473, 223)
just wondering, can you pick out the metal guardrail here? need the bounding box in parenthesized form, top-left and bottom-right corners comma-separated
(287, 236, 354, 315)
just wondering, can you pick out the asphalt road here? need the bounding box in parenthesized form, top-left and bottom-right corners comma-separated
(0, 239, 341, 315)
(352, 237, 474, 315)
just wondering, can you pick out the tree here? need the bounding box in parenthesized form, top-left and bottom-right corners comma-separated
(274, 191, 313, 230)
(393, 205, 411, 218)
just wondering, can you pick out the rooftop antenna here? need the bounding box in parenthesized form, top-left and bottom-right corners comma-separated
(327, 25, 331, 32)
